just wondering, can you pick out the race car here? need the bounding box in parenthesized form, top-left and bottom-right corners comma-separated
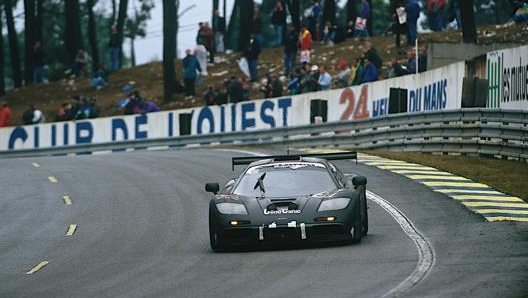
(205, 152, 368, 251)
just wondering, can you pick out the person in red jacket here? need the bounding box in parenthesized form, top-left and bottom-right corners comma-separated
(299, 26, 312, 64)
(0, 101, 12, 127)
(427, 0, 445, 31)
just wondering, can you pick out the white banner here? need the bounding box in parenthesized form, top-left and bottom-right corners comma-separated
(487, 45, 528, 109)
(0, 61, 465, 152)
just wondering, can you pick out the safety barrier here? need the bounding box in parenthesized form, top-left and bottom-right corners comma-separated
(1, 108, 527, 160)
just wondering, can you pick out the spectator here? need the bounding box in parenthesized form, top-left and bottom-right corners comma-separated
(362, 41, 382, 70)
(22, 105, 45, 125)
(193, 44, 208, 76)
(66, 49, 91, 78)
(32, 41, 46, 83)
(405, 0, 421, 45)
(203, 85, 218, 105)
(300, 64, 319, 93)
(124, 91, 144, 115)
(212, 10, 226, 53)
(270, 75, 283, 98)
(182, 49, 202, 97)
(391, 0, 407, 48)
(287, 71, 301, 95)
(427, 0, 446, 31)
(418, 45, 428, 72)
(299, 26, 312, 64)
(88, 97, 101, 118)
(361, 58, 378, 83)
(350, 57, 365, 86)
(406, 48, 418, 74)
(0, 101, 12, 127)
(502, 1, 528, 27)
(91, 64, 110, 90)
(271, 1, 287, 46)
(244, 34, 261, 82)
(197, 22, 215, 64)
(317, 65, 332, 90)
(334, 60, 351, 88)
(108, 25, 120, 72)
(307, 0, 322, 40)
(356, 0, 371, 37)
(284, 24, 299, 76)
(322, 21, 336, 44)
(251, 7, 263, 44)
(240, 77, 251, 101)
(259, 77, 272, 98)
(141, 100, 160, 114)
(386, 57, 408, 78)
(227, 76, 244, 103)
(449, 0, 461, 29)
(55, 102, 74, 122)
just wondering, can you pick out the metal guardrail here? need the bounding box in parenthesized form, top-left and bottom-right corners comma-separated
(1, 108, 527, 160)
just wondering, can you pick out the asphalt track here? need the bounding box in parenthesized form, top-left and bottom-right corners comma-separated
(0, 148, 527, 298)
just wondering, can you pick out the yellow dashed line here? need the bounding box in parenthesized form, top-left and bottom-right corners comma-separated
(48, 176, 58, 183)
(377, 165, 439, 171)
(475, 209, 528, 215)
(421, 181, 490, 188)
(434, 189, 502, 195)
(487, 217, 528, 222)
(63, 195, 72, 205)
(463, 202, 528, 208)
(66, 224, 77, 236)
(392, 170, 454, 176)
(406, 175, 470, 181)
(452, 195, 525, 202)
(25, 261, 49, 274)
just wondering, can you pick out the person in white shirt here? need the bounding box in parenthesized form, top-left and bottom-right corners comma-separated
(317, 65, 332, 90)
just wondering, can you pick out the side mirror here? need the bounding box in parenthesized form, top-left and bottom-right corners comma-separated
(205, 182, 220, 194)
(352, 176, 367, 189)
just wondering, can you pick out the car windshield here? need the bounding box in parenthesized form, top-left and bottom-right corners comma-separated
(232, 162, 337, 198)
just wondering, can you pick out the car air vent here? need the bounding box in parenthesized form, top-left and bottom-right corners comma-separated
(272, 155, 302, 161)
(267, 202, 299, 211)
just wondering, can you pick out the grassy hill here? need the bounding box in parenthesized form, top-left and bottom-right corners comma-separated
(3, 23, 527, 125)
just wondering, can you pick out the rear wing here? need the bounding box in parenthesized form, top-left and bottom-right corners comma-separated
(231, 151, 357, 170)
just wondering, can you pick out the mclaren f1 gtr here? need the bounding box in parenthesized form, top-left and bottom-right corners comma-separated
(205, 152, 368, 251)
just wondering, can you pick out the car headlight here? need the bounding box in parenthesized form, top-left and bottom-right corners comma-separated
(216, 202, 248, 214)
(318, 198, 350, 212)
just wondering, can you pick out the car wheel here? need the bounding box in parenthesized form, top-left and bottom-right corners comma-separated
(351, 201, 362, 243)
(209, 209, 224, 252)
(362, 202, 369, 235)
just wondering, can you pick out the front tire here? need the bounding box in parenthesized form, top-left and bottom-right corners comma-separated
(351, 200, 362, 243)
(209, 208, 224, 252)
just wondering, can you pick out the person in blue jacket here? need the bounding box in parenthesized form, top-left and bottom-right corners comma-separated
(405, 0, 421, 45)
(361, 58, 379, 83)
(182, 49, 202, 97)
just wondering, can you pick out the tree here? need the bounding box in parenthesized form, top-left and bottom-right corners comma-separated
(163, 0, 178, 103)
(115, 0, 129, 68)
(346, 0, 358, 25)
(24, 0, 36, 84)
(322, 0, 336, 27)
(286, 0, 301, 31)
(125, 0, 154, 67)
(4, 0, 22, 88)
(64, 0, 83, 60)
(87, 0, 100, 72)
(0, 6, 5, 97)
(238, 0, 254, 51)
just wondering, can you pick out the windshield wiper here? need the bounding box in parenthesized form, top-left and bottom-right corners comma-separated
(253, 173, 266, 198)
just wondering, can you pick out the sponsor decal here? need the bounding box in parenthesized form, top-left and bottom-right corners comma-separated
(264, 209, 301, 215)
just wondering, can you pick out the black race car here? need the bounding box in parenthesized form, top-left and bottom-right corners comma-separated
(205, 152, 368, 251)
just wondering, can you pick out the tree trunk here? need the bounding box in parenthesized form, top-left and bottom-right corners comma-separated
(322, 0, 336, 26)
(116, 0, 129, 68)
(24, 0, 36, 84)
(0, 8, 5, 97)
(286, 0, 301, 31)
(130, 37, 136, 67)
(367, 0, 373, 36)
(226, 0, 239, 51)
(346, 0, 358, 25)
(4, 0, 23, 88)
(87, 0, 100, 72)
(163, 0, 178, 103)
(238, 0, 253, 52)
(35, 0, 44, 44)
(64, 0, 83, 60)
